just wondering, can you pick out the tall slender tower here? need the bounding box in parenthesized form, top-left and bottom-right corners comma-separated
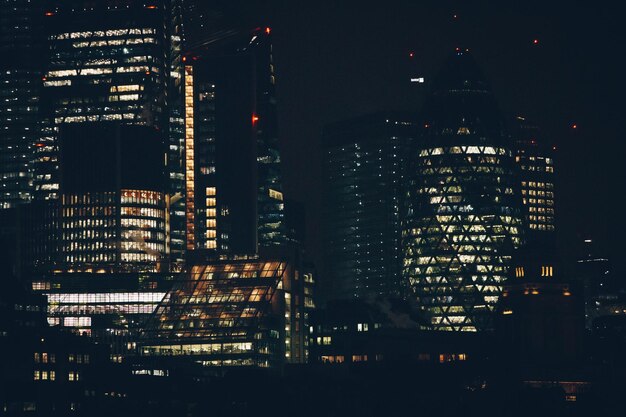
(402, 50, 523, 332)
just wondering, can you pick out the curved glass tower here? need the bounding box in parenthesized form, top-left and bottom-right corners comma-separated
(402, 50, 523, 331)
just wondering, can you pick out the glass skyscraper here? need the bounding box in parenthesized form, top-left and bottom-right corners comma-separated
(0, 0, 44, 209)
(183, 27, 286, 256)
(322, 113, 415, 301)
(402, 50, 523, 332)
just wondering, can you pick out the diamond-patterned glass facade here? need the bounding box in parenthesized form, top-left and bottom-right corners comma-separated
(402, 51, 523, 332)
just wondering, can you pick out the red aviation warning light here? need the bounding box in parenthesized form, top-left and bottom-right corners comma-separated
(533, 39, 539, 45)
(252, 114, 260, 125)
(409, 52, 414, 58)
(265, 27, 271, 35)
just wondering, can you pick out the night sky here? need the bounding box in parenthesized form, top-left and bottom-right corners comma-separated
(257, 1, 623, 281)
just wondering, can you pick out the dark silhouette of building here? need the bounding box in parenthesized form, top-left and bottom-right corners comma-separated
(322, 113, 415, 301)
(496, 243, 587, 401)
(402, 49, 524, 331)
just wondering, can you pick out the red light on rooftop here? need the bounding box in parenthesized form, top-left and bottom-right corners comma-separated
(45, 11, 54, 16)
(409, 52, 414, 58)
(182, 56, 187, 62)
(533, 39, 539, 45)
(265, 27, 271, 35)
(35, 143, 45, 147)
(252, 114, 260, 124)
(455, 47, 460, 52)
(146, 5, 157, 9)
(571, 124, 578, 129)
(41, 76, 46, 81)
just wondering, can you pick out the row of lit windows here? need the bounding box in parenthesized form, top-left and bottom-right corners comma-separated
(141, 342, 253, 356)
(523, 198, 554, 206)
(522, 189, 554, 198)
(47, 304, 160, 317)
(55, 113, 137, 123)
(54, 28, 156, 40)
(120, 253, 159, 262)
(120, 218, 163, 229)
(63, 208, 115, 217)
(64, 254, 115, 263)
(120, 241, 164, 252)
(419, 146, 509, 157)
(70, 38, 156, 48)
(121, 206, 164, 218)
(520, 165, 554, 173)
(528, 207, 554, 214)
(521, 181, 554, 189)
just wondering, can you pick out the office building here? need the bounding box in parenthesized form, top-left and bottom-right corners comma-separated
(0, 0, 44, 209)
(322, 113, 415, 301)
(54, 123, 167, 273)
(140, 256, 309, 371)
(511, 116, 556, 242)
(183, 27, 286, 255)
(30, 271, 175, 357)
(36, 1, 169, 201)
(402, 49, 523, 332)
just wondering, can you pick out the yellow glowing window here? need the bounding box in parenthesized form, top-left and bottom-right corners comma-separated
(269, 189, 283, 201)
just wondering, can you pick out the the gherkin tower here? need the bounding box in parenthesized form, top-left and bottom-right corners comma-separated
(402, 49, 524, 332)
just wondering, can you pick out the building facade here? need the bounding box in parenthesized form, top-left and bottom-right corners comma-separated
(511, 116, 556, 242)
(322, 113, 415, 301)
(0, 0, 44, 209)
(402, 50, 524, 332)
(140, 256, 309, 371)
(183, 27, 286, 255)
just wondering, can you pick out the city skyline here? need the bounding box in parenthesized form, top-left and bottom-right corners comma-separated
(0, 1, 624, 415)
(268, 0, 622, 280)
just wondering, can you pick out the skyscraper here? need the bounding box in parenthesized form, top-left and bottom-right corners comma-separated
(511, 116, 556, 243)
(58, 123, 167, 272)
(322, 113, 415, 301)
(402, 50, 523, 332)
(0, 0, 44, 209)
(183, 27, 286, 255)
(37, 1, 170, 202)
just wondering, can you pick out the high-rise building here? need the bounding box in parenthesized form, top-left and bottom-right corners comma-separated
(183, 27, 286, 255)
(0, 0, 44, 209)
(322, 113, 415, 301)
(57, 123, 167, 272)
(36, 1, 170, 201)
(166, 0, 187, 270)
(511, 116, 556, 243)
(402, 50, 524, 332)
